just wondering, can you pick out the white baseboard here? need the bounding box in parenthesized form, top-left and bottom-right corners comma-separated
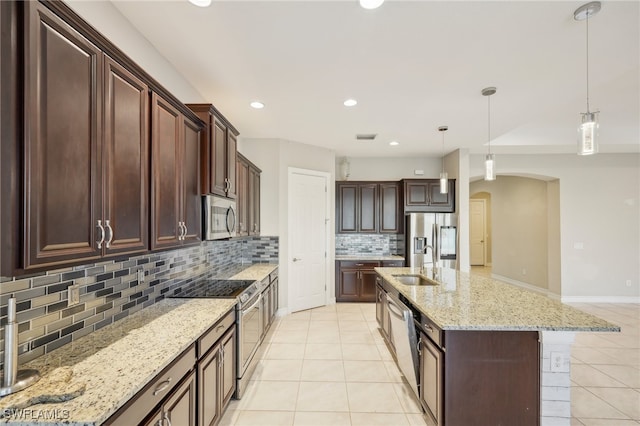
(561, 296, 640, 304)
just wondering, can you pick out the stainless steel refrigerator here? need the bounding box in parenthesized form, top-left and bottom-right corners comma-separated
(405, 213, 458, 269)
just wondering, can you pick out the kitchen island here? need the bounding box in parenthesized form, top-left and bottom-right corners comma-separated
(375, 267, 620, 426)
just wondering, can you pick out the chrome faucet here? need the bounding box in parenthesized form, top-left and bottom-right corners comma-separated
(419, 245, 437, 274)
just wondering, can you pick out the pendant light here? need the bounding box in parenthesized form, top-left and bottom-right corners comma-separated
(482, 87, 497, 181)
(574, 1, 601, 156)
(438, 126, 448, 194)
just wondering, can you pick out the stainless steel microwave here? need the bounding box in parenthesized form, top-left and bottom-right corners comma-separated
(203, 195, 236, 240)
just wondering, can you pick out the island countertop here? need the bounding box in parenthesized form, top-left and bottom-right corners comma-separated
(375, 267, 620, 332)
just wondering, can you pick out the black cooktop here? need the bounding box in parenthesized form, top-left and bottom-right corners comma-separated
(171, 279, 257, 298)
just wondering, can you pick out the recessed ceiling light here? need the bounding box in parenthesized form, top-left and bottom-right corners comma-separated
(359, 0, 384, 10)
(188, 0, 212, 7)
(389, 141, 399, 146)
(250, 101, 265, 109)
(343, 99, 358, 107)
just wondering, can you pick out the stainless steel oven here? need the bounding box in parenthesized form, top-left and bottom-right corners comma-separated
(237, 290, 263, 398)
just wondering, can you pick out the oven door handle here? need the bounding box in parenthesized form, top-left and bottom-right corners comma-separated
(241, 293, 262, 313)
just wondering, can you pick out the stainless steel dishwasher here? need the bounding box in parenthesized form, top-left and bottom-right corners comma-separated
(386, 292, 420, 398)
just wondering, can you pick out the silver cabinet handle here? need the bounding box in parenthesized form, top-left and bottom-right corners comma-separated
(183, 222, 188, 239)
(355, 263, 364, 266)
(96, 220, 105, 249)
(153, 377, 172, 396)
(177, 222, 182, 240)
(163, 412, 172, 426)
(104, 219, 113, 249)
(293, 258, 301, 262)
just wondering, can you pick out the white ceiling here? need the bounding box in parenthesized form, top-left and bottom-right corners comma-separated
(111, 0, 639, 158)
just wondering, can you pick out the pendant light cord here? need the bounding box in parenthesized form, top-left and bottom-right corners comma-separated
(441, 131, 445, 170)
(586, 13, 590, 113)
(487, 94, 492, 155)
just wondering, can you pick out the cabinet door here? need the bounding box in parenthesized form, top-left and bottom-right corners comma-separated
(198, 344, 221, 426)
(337, 269, 359, 301)
(211, 118, 228, 197)
(379, 183, 401, 233)
(236, 157, 249, 236)
(164, 371, 196, 426)
(428, 181, 454, 212)
(182, 116, 202, 245)
(220, 327, 236, 410)
(359, 269, 378, 302)
(420, 333, 443, 426)
(405, 181, 429, 206)
(337, 184, 357, 233)
(151, 93, 181, 250)
(249, 166, 260, 235)
(226, 132, 237, 199)
(24, 2, 103, 269)
(359, 184, 378, 233)
(103, 56, 149, 257)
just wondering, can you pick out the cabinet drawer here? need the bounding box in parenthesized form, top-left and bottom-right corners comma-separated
(419, 316, 443, 348)
(381, 260, 404, 267)
(198, 308, 236, 358)
(106, 344, 196, 425)
(340, 261, 380, 269)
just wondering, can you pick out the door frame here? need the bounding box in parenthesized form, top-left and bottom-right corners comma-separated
(470, 198, 487, 266)
(287, 167, 331, 312)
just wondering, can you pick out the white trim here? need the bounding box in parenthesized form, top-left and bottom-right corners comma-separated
(287, 167, 331, 311)
(492, 273, 554, 297)
(561, 296, 640, 304)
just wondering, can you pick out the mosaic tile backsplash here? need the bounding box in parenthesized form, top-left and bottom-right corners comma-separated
(335, 234, 405, 256)
(0, 236, 278, 368)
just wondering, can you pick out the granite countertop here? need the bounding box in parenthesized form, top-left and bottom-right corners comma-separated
(336, 255, 405, 261)
(0, 298, 236, 425)
(375, 267, 620, 332)
(229, 263, 278, 281)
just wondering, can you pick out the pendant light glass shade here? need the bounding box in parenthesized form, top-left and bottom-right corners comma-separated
(575, 2, 601, 156)
(484, 154, 496, 181)
(578, 111, 599, 155)
(438, 126, 448, 194)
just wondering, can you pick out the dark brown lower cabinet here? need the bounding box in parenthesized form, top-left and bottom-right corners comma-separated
(144, 371, 196, 426)
(336, 261, 380, 302)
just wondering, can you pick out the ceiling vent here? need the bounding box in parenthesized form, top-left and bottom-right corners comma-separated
(356, 134, 377, 141)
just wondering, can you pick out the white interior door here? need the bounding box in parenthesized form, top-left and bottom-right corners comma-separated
(470, 199, 486, 266)
(288, 169, 328, 312)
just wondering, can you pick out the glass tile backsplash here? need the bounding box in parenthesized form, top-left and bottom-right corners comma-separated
(0, 236, 278, 368)
(335, 234, 405, 256)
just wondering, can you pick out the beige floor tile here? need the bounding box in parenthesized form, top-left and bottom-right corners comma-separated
(338, 312, 366, 322)
(296, 381, 350, 412)
(383, 360, 404, 383)
(234, 410, 295, 426)
(293, 411, 352, 426)
(283, 311, 312, 321)
(377, 344, 394, 361)
(572, 364, 627, 387)
(300, 359, 346, 382)
(350, 412, 410, 425)
(310, 311, 339, 321)
(592, 365, 640, 388)
(584, 387, 640, 419)
(341, 343, 382, 360)
(219, 400, 242, 425)
(392, 382, 423, 413)
(304, 343, 343, 360)
(278, 321, 311, 331)
(336, 303, 363, 313)
(265, 343, 306, 360)
(577, 419, 640, 426)
(406, 413, 430, 426)
(346, 382, 405, 413)
(340, 330, 375, 344)
(253, 359, 303, 381)
(344, 360, 394, 383)
(307, 328, 341, 343)
(309, 304, 337, 313)
(338, 320, 370, 332)
(571, 387, 630, 420)
(271, 329, 308, 344)
(238, 381, 299, 411)
(308, 321, 340, 334)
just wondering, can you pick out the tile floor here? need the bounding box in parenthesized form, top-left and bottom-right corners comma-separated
(220, 298, 639, 426)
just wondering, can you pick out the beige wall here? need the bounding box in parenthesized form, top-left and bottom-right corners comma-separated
(470, 177, 550, 291)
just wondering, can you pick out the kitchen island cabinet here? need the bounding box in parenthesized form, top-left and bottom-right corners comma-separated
(375, 267, 620, 426)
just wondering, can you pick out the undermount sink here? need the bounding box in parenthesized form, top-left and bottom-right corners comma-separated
(392, 274, 439, 286)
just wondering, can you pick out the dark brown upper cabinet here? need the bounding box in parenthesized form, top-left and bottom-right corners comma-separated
(403, 179, 455, 213)
(151, 93, 202, 251)
(186, 104, 239, 199)
(22, 2, 149, 270)
(236, 153, 261, 236)
(336, 181, 402, 234)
